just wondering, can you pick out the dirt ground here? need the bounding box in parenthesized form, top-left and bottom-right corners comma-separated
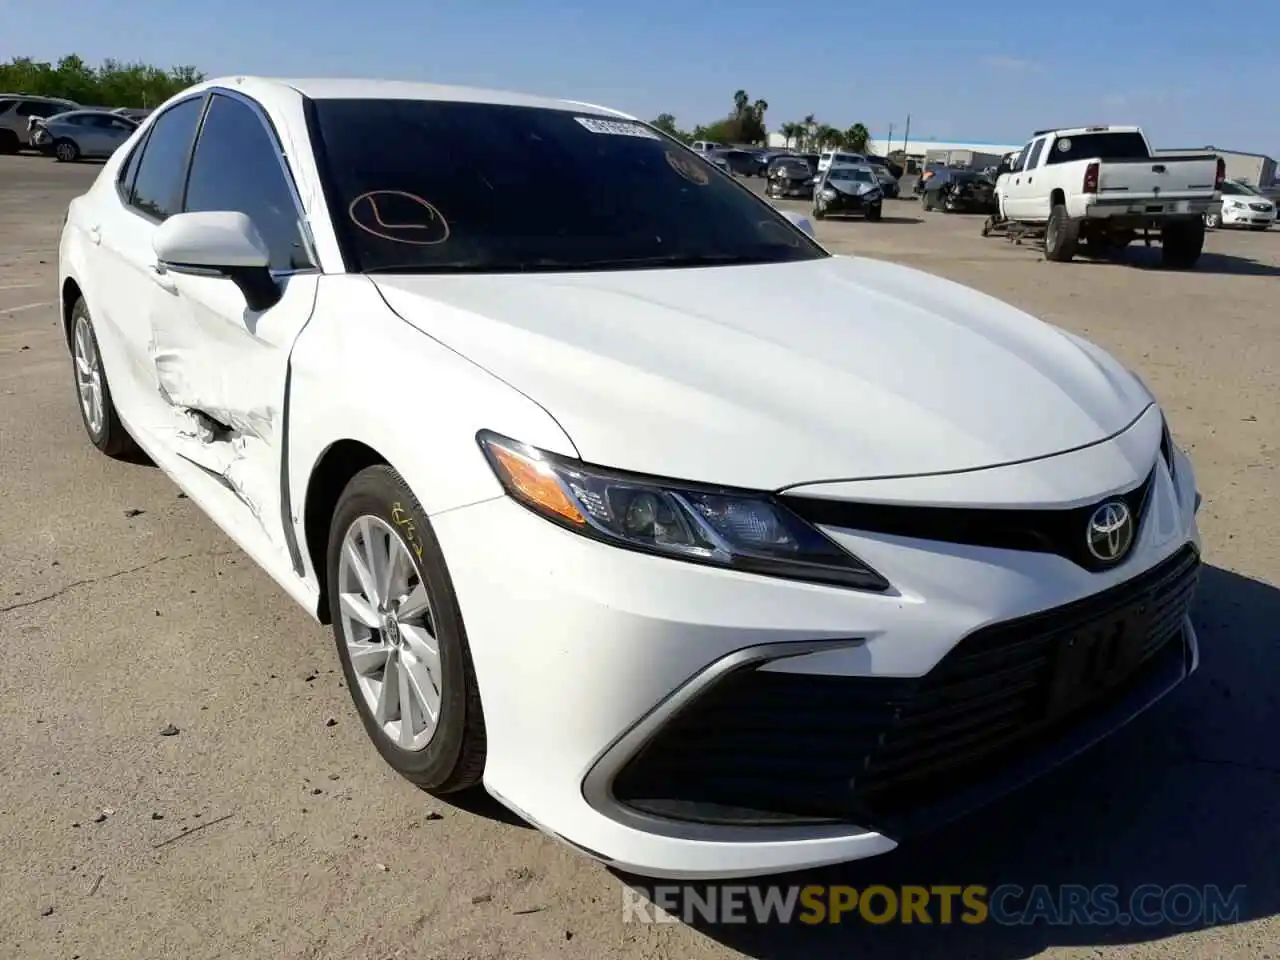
(1, 156, 1277, 960)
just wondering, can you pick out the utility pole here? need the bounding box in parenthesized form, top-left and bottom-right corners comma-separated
(887, 123, 894, 156)
(902, 113, 911, 169)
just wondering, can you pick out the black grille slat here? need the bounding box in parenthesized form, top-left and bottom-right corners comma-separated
(780, 467, 1158, 573)
(612, 545, 1200, 830)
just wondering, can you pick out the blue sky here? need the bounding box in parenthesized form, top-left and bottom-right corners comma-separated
(5, 0, 1278, 155)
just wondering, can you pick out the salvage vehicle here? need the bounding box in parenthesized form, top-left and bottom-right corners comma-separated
(765, 154, 817, 198)
(60, 77, 1202, 881)
(1204, 179, 1275, 230)
(812, 164, 883, 219)
(870, 164, 901, 199)
(1000, 126, 1222, 266)
(30, 109, 138, 161)
(920, 167, 996, 213)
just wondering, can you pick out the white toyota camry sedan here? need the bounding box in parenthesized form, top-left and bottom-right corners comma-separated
(59, 77, 1203, 880)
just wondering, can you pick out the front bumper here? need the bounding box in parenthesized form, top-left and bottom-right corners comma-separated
(768, 179, 814, 198)
(1221, 204, 1275, 227)
(430, 417, 1201, 879)
(818, 191, 882, 215)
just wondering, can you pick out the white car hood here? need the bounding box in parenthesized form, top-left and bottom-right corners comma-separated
(372, 256, 1151, 490)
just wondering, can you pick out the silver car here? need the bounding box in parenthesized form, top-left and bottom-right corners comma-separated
(30, 110, 138, 162)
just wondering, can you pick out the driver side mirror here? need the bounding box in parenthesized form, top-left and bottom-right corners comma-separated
(153, 211, 281, 312)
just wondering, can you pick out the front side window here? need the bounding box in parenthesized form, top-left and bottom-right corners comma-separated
(129, 97, 204, 221)
(183, 93, 311, 271)
(1025, 138, 1046, 169)
(309, 99, 827, 273)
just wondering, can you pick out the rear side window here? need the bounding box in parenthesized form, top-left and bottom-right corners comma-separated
(183, 93, 311, 271)
(1046, 132, 1150, 163)
(128, 97, 204, 221)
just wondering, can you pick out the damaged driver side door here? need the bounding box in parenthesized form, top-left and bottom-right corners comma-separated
(148, 90, 319, 551)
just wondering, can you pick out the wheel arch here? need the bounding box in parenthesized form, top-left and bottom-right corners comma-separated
(303, 439, 389, 624)
(1050, 187, 1067, 208)
(60, 276, 83, 350)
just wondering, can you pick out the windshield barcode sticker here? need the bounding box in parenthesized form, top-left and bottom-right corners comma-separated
(574, 117, 660, 139)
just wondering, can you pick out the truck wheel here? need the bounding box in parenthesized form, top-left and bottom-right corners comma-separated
(1044, 205, 1079, 262)
(1161, 219, 1205, 269)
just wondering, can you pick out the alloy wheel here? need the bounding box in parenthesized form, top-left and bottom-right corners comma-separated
(73, 315, 104, 436)
(55, 141, 76, 162)
(337, 515, 442, 751)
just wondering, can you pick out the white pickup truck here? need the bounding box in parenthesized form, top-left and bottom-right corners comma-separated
(996, 125, 1223, 267)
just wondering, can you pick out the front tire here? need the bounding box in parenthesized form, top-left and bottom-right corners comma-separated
(1204, 211, 1221, 229)
(865, 203, 882, 222)
(70, 298, 137, 458)
(53, 138, 79, 163)
(327, 465, 486, 794)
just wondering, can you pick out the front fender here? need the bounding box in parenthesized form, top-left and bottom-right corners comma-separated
(286, 275, 576, 589)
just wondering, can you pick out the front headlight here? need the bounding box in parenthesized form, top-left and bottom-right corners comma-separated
(478, 431, 890, 591)
(821, 188, 837, 200)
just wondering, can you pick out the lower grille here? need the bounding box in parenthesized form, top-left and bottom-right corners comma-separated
(611, 545, 1199, 832)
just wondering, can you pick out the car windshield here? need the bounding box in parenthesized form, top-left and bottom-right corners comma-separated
(829, 168, 873, 182)
(1222, 181, 1259, 196)
(309, 99, 826, 274)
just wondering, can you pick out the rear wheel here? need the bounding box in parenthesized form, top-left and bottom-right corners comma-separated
(1044, 204, 1079, 262)
(328, 465, 486, 793)
(70, 298, 137, 458)
(0, 130, 18, 154)
(865, 203, 882, 222)
(53, 138, 79, 163)
(1161, 219, 1205, 269)
(1204, 211, 1221, 229)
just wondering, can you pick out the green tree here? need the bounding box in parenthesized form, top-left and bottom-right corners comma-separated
(842, 123, 871, 153)
(650, 112, 691, 142)
(779, 121, 804, 149)
(0, 55, 205, 108)
(813, 124, 842, 149)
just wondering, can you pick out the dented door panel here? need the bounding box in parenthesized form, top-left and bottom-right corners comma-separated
(148, 269, 319, 547)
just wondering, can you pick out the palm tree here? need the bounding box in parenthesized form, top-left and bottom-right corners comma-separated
(780, 121, 803, 148)
(802, 113, 817, 148)
(843, 123, 871, 153)
(733, 89, 750, 118)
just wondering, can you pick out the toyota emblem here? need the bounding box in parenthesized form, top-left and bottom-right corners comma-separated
(1086, 501, 1135, 563)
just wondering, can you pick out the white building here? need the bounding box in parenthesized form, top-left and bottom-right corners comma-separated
(768, 131, 1023, 166)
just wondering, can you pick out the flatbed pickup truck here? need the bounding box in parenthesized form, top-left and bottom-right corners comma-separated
(995, 126, 1223, 267)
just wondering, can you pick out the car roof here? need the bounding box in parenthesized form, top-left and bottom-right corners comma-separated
(828, 163, 873, 172)
(202, 76, 631, 119)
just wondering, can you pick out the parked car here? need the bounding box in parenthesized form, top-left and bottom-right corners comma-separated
(60, 76, 1202, 881)
(690, 140, 724, 154)
(812, 163, 883, 220)
(716, 148, 760, 176)
(765, 154, 817, 198)
(863, 154, 905, 179)
(920, 168, 997, 214)
(912, 162, 947, 195)
(1204, 179, 1274, 230)
(816, 150, 866, 174)
(870, 164, 900, 199)
(112, 107, 153, 122)
(31, 109, 139, 161)
(1000, 126, 1222, 266)
(0, 94, 78, 153)
(702, 151, 731, 174)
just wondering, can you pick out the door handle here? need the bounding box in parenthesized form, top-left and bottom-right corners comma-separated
(148, 261, 177, 294)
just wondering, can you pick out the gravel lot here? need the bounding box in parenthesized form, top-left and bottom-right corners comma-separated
(1, 156, 1277, 960)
